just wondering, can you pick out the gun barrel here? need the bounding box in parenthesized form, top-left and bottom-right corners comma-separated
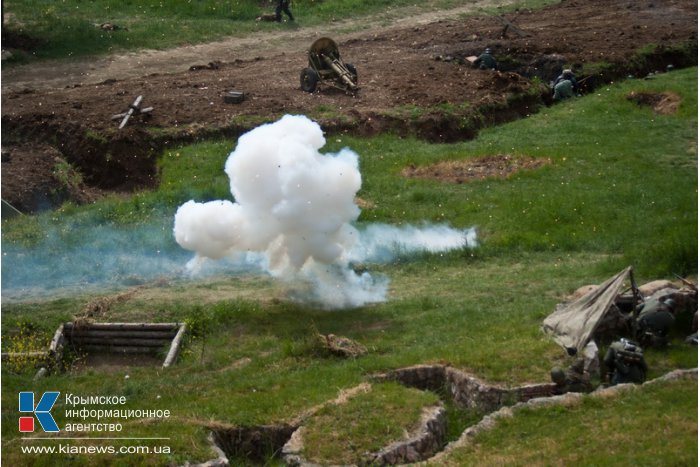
(321, 55, 357, 89)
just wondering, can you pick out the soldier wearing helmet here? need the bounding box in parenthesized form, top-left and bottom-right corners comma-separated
(603, 338, 647, 385)
(474, 47, 498, 70)
(550, 364, 594, 394)
(550, 341, 600, 394)
(552, 68, 579, 100)
(636, 296, 677, 347)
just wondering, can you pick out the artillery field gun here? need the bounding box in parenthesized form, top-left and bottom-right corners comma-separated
(300, 37, 358, 94)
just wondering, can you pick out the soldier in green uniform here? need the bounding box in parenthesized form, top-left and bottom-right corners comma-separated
(551, 363, 593, 394)
(474, 48, 498, 70)
(553, 79, 574, 100)
(635, 297, 676, 347)
(603, 338, 647, 385)
(550, 341, 600, 394)
(552, 69, 578, 100)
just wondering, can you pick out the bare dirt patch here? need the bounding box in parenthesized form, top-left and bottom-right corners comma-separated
(1, 142, 99, 214)
(69, 353, 164, 372)
(626, 91, 682, 115)
(401, 154, 551, 184)
(1, 0, 696, 213)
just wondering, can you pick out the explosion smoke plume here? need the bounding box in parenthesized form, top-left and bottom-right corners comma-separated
(174, 115, 476, 308)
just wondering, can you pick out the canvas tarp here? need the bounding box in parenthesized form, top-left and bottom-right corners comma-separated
(542, 266, 632, 354)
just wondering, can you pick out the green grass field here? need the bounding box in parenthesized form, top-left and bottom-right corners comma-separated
(2, 65, 696, 465)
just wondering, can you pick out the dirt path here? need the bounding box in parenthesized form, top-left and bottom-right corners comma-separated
(1, 0, 517, 92)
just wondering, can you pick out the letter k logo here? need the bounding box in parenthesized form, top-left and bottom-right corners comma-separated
(19, 392, 60, 433)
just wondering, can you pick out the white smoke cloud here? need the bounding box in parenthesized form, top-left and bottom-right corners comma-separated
(174, 115, 476, 308)
(349, 224, 477, 264)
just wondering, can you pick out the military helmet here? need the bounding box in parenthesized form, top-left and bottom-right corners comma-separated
(550, 367, 566, 384)
(621, 338, 641, 352)
(563, 69, 574, 77)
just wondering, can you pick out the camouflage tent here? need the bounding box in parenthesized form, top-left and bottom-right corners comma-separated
(542, 266, 633, 354)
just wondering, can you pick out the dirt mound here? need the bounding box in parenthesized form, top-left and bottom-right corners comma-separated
(1, 0, 696, 213)
(0, 142, 98, 214)
(402, 155, 550, 184)
(318, 333, 368, 358)
(626, 91, 682, 115)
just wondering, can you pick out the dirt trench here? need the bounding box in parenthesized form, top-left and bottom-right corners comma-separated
(202, 367, 697, 466)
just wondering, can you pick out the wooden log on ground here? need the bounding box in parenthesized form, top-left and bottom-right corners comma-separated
(49, 325, 65, 353)
(497, 15, 529, 38)
(163, 323, 187, 368)
(49, 324, 66, 369)
(64, 322, 180, 331)
(60, 322, 187, 364)
(67, 337, 172, 347)
(2, 198, 24, 217)
(34, 367, 49, 380)
(65, 330, 177, 339)
(76, 345, 161, 354)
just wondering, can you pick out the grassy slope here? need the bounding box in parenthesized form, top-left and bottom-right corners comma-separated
(438, 378, 698, 466)
(302, 382, 440, 464)
(1, 68, 697, 465)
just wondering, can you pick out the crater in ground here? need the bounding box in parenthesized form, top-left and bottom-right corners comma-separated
(401, 154, 551, 184)
(626, 90, 682, 115)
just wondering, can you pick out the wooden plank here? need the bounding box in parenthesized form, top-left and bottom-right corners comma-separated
(76, 345, 160, 354)
(497, 15, 528, 38)
(49, 323, 65, 368)
(2, 198, 24, 217)
(64, 322, 179, 331)
(163, 323, 187, 368)
(65, 330, 177, 339)
(68, 337, 171, 347)
(49, 324, 65, 353)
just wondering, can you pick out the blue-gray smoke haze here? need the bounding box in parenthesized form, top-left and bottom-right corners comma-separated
(2, 115, 477, 307)
(2, 220, 476, 306)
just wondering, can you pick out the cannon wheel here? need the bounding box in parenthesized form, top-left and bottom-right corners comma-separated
(346, 63, 358, 85)
(300, 67, 320, 93)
